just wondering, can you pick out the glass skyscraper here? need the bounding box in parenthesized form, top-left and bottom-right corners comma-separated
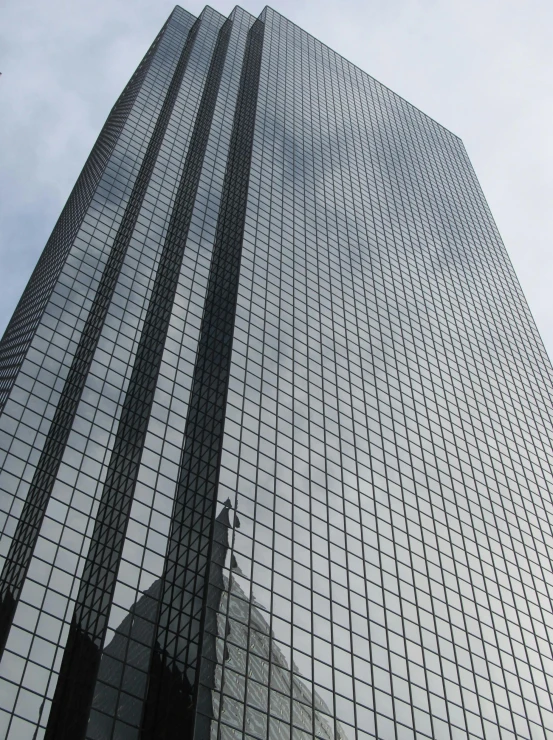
(1, 3, 553, 739)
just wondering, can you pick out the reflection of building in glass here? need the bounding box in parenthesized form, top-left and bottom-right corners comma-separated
(215, 572, 349, 740)
(89, 580, 167, 738)
(90, 504, 347, 739)
(1, 3, 553, 740)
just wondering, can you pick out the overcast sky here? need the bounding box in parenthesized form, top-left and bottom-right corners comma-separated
(2, 0, 553, 358)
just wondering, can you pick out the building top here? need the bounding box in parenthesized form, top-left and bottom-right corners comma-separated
(176, 3, 463, 142)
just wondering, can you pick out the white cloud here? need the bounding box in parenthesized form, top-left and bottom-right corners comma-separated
(2, 0, 553, 357)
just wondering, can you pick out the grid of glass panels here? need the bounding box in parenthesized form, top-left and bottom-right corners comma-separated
(0, 6, 204, 737)
(0, 5, 195, 574)
(41, 11, 229, 738)
(0, 17, 169, 415)
(210, 6, 553, 740)
(1, 4, 553, 740)
(87, 8, 256, 738)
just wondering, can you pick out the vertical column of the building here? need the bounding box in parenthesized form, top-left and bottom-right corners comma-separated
(0, 9, 178, 415)
(311, 36, 380, 740)
(0, 6, 196, 593)
(0, 7, 199, 665)
(386, 83, 553, 737)
(329, 25, 553, 740)
(81, 9, 256, 740)
(0, 11, 199, 733)
(206, 9, 372, 739)
(208, 8, 300, 737)
(450, 139, 553, 738)
(0, 9, 229, 740)
(352, 56, 542, 740)
(137, 16, 265, 739)
(29, 10, 232, 740)
(36, 10, 228, 740)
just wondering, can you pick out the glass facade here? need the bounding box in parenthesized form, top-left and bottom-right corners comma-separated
(1, 4, 553, 740)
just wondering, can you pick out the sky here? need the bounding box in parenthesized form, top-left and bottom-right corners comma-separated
(2, 0, 553, 358)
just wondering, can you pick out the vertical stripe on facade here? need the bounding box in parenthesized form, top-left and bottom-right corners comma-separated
(0, 18, 202, 672)
(140, 18, 265, 738)
(43, 16, 234, 740)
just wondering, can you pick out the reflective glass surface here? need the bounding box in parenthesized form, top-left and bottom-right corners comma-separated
(1, 4, 553, 740)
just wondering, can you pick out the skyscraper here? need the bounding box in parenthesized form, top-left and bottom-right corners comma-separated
(1, 2, 552, 739)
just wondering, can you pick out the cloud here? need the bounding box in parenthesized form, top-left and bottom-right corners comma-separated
(2, 0, 553, 360)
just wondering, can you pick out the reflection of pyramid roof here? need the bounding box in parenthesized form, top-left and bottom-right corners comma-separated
(89, 579, 162, 730)
(219, 570, 349, 739)
(89, 501, 349, 738)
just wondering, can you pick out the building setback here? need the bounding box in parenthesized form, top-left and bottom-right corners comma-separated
(0, 4, 552, 739)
